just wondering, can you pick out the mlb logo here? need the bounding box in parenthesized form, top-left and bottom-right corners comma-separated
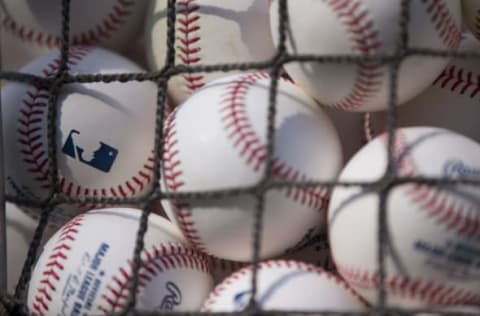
(62, 129, 119, 173)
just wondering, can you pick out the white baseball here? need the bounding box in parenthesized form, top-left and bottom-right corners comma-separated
(27, 208, 214, 315)
(6, 202, 57, 293)
(367, 33, 480, 143)
(0, 0, 147, 71)
(463, 0, 480, 40)
(329, 127, 480, 307)
(269, 0, 463, 112)
(161, 72, 342, 261)
(201, 260, 367, 312)
(145, 0, 275, 106)
(1, 47, 157, 225)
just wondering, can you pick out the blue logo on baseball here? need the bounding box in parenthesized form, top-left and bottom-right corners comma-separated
(62, 129, 118, 173)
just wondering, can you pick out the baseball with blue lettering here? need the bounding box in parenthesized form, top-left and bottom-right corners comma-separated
(329, 127, 480, 307)
(202, 260, 367, 312)
(27, 208, 214, 315)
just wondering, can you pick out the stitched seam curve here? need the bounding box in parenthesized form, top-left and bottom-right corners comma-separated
(421, 0, 462, 49)
(176, 0, 205, 93)
(202, 260, 366, 311)
(432, 65, 480, 99)
(17, 46, 154, 202)
(385, 132, 480, 238)
(97, 243, 210, 314)
(1, 0, 135, 48)
(17, 46, 91, 190)
(31, 214, 86, 315)
(162, 109, 209, 253)
(336, 263, 480, 305)
(221, 72, 329, 211)
(325, 0, 384, 110)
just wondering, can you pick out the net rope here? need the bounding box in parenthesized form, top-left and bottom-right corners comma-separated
(0, 0, 478, 315)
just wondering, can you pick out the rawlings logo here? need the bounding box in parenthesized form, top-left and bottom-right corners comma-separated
(443, 160, 480, 179)
(233, 289, 251, 310)
(157, 282, 182, 310)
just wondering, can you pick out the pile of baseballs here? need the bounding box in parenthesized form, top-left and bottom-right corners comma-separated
(2, 0, 480, 315)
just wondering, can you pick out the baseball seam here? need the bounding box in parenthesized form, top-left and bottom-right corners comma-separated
(220, 72, 329, 209)
(432, 65, 480, 98)
(97, 244, 210, 314)
(336, 263, 480, 305)
(31, 214, 86, 315)
(176, 0, 205, 93)
(202, 260, 367, 311)
(1, 0, 135, 48)
(163, 72, 330, 254)
(17, 46, 154, 203)
(162, 109, 208, 252)
(387, 131, 480, 238)
(422, 0, 462, 49)
(325, 0, 384, 111)
(17, 46, 91, 190)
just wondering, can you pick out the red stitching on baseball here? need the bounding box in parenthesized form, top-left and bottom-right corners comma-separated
(97, 243, 210, 314)
(421, 0, 462, 49)
(32, 214, 85, 316)
(17, 46, 154, 205)
(202, 260, 367, 311)
(162, 109, 208, 253)
(17, 46, 90, 190)
(381, 131, 480, 238)
(1, 0, 135, 48)
(221, 72, 329, 210)
(176, 0, 205, 92)
(432, 65, 480, 98)
(163, 73, 330, 253)
(336, 263, 480, 305)
(325, 0, 384, 111)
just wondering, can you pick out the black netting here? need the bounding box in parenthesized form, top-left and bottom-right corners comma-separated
(0, 0, 479, 315)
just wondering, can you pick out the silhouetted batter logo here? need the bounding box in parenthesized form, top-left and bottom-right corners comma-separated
(62, 129, 118, 173)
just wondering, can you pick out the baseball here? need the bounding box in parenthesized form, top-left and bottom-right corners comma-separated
(0, 0, 147, 71)
(367, 33, 480, 143)
(145, 0, 275, 106)
(27, 208, 214, 315)
(161, 72, 342, 261)
(269, 0, 462, 112)
(201, 260, 367, 312)
(463, 0, 480, 40)
(329, 127, 480, 307)
(1, 46, 157, 225)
